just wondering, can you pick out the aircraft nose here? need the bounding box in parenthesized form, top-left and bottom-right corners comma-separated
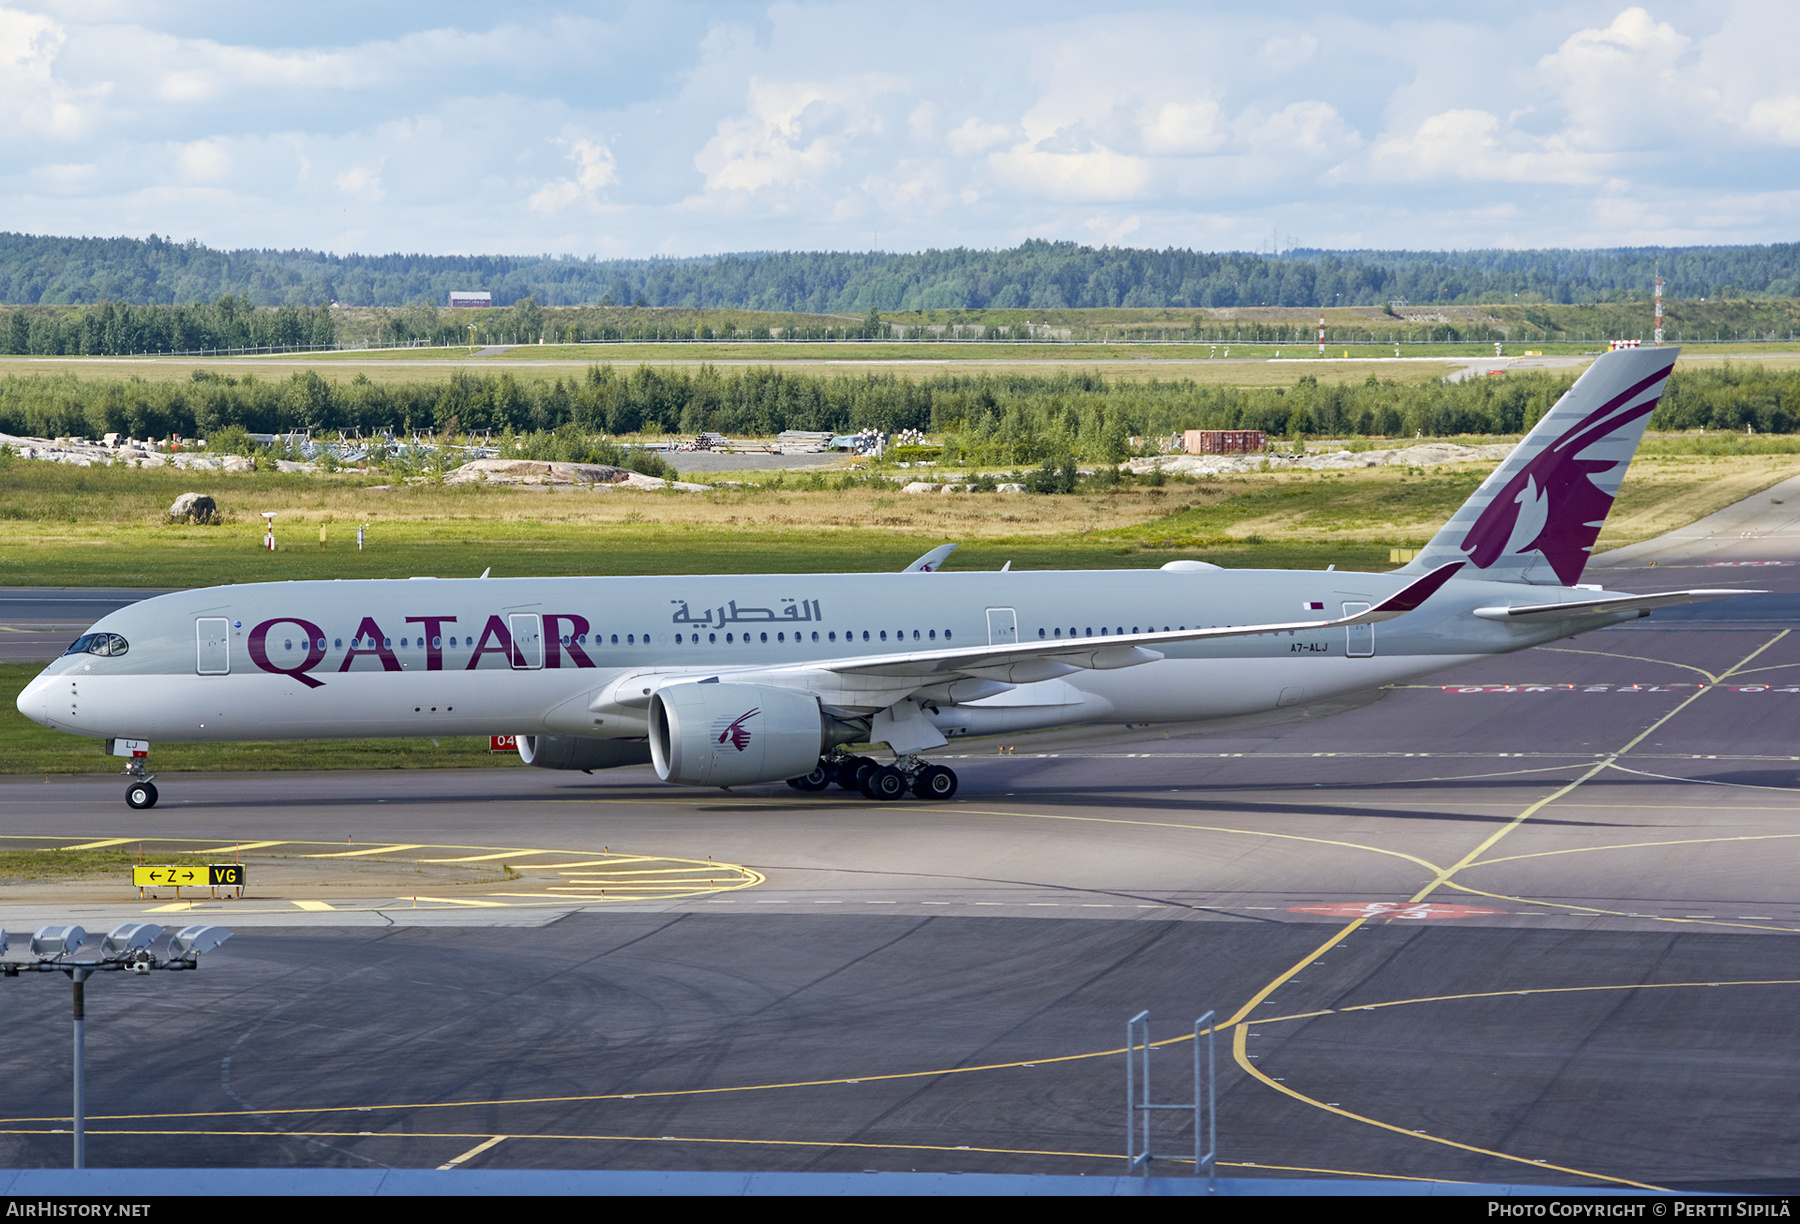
(15, 672, 57, 728)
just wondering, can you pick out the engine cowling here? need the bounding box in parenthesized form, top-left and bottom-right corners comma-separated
(517, 735, 653, 772)
(649, 682, 825, 787)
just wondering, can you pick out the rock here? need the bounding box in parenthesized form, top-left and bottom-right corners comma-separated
(902, 481, 943, 494)
(443, 458, 633, 486)
(168, 492, 217, 524)
(442, 458, 708, 492)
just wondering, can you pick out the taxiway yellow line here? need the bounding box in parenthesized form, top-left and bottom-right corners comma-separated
(436, 1134, 505, 1169)
(303, 844, 426, 858)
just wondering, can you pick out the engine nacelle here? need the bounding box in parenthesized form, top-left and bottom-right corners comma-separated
(517, 735, 653, 772)
(649, 682, 825, 787)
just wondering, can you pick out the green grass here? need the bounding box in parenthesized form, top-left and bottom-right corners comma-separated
(0, 846, 212, 880)
(1125, 470, 1484, 544)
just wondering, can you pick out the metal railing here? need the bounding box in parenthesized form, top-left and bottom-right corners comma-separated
(1126, 1009, 1216, 1185)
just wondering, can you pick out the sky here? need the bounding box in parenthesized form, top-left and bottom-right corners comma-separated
(3, 1, 1798, 258)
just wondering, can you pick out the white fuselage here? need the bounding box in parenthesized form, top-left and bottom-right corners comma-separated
(16, 567, 1603, 747)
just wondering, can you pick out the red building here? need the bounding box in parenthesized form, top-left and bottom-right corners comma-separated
(1183, 429, 1267, 455)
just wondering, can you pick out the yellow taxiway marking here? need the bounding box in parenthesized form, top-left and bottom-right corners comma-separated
(439, 1130, 511, 1173)
(527, 858, 651, 870)
(414, 850, 537, 863)
(292, 900, 335, 912)
(948, 809, 1447, 876)
(1215, 631, 1791, 1193)
(559, 867, 730, 877)
(0, 1124, 1449, 1182)
(437, 1135, 506, 1169)
(303, 844, 426, 858)
(1609, 761, 1800, 791)
(1230, 1024, 1661, 1191)
(0, 835, 760, 908)
(1474, 831, 1800, 868)
(15, 975, 1793, 1134)
(1441, 880, 1800, 934)
(1257, 978, 1800, 1024)
(1536, 645, 1722, 682)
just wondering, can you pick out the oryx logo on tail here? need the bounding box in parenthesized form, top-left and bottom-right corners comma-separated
(712, 708, 759, 752)
(1403, 349, 1677, 587)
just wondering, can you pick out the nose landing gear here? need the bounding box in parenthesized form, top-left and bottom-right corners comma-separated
(122, 755, 158, 809)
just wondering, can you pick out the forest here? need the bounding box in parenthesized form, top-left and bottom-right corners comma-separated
(3, 232, 1798, 311)
(0, 363, 1794, 460)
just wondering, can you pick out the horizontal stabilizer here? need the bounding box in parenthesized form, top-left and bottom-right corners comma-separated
(902, 543, 958, 573)
(1472, 588, 1762, 622)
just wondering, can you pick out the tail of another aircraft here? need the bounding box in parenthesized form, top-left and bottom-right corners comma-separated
(1399, 346, 1679, 587)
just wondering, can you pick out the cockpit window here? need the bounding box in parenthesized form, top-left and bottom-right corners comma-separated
(62, 632, 129, 658)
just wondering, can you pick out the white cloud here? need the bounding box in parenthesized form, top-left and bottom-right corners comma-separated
(333, 165, 384, 202)
(4, 4, 1800, 258)
(1083, 213, 1141, 244)
(1361, 108, 1594, 185)
(1140, 100, 1224, 156)
(174, 138, 230, 183)
(528, 137, 617, 213)
(988, 142, 1153, 203)
(1537, 7, 1705, 151)
(946, 117, 1012, 156)
(0, 5, 102, 138)
(1243, 100, 1356, 158)
(1746, 96, 1800, 146)
(694, 75, 905, 197)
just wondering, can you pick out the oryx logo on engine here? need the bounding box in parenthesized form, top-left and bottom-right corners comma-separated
(712, 708, 759, 752)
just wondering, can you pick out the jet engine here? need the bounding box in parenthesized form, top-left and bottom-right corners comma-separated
(649, 682, 826, 787)
(517, 735, 653, 772)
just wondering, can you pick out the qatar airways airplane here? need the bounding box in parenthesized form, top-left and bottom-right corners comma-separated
(15, 346, 1754, 809)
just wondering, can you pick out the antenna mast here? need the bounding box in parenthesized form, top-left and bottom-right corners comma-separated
(1654, 262, 1665, 346)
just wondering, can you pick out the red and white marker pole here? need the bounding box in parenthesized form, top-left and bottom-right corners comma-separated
(1317, 312, 1325, 356)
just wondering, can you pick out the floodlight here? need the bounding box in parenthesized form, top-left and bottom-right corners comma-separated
(100, 924, 163, 959)
(31, 925, 85, 959)
(168, 925, 231, 959)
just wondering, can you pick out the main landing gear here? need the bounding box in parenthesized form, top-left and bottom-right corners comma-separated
(124, 759, 158, 809)
(787, 752, 958, 801)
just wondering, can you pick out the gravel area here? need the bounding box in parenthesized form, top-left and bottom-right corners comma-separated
(658, 451, 858, 473)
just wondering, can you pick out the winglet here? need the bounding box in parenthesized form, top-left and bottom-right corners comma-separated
(903, 543, 959, 573)
(1354, 561, 1465, 623)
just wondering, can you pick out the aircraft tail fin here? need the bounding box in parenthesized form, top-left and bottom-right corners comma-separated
(1398, 346, 1678, 587)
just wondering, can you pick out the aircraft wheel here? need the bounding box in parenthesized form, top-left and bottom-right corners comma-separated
(912, 765, 958, 800)
(790, 762, 832, 791)
(864, 766, 908, 801)
(837, 756, 876, 791)
(126, 781, 158, 810)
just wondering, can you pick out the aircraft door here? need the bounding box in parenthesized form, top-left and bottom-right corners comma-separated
(1342, 603, 1374, 657)
(508, 613, 543, 669)
(985, 607, 1017, 646)
(196, 617, 229, 675)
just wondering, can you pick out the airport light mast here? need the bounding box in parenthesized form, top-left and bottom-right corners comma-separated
(1655, 264, 1665, 346)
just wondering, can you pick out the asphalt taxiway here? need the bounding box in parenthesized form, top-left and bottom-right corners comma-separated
(2, 482, 1799, 1190)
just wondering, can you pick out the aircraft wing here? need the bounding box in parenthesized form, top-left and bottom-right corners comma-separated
(1471, 588, 1763, 621)
(705, 563, 1467, 703)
